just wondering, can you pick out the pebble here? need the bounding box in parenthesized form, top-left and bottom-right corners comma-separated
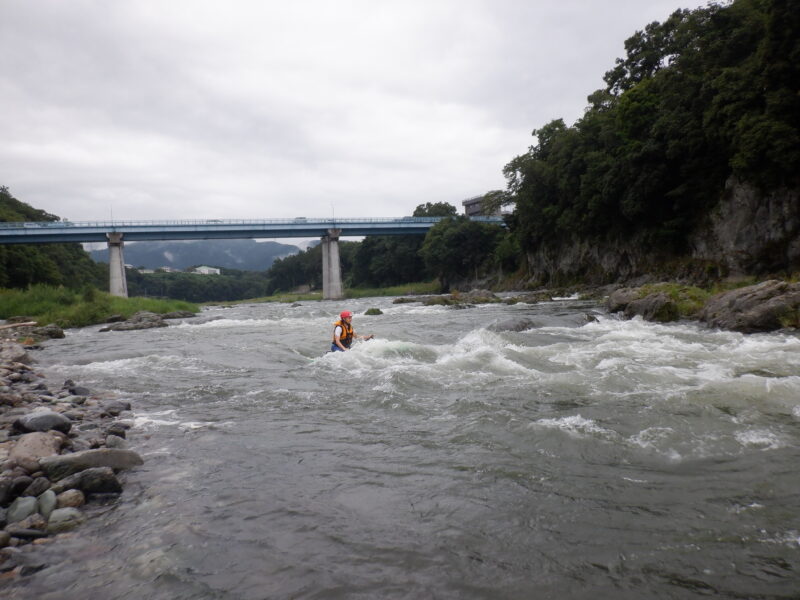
(0, 339, 144, 563)
(47, 507, 86, 534)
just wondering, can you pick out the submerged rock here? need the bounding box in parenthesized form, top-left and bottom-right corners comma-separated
(489, 318, 538, 332)
(99, 311, 168, 332)
(161, 310, 196, 319)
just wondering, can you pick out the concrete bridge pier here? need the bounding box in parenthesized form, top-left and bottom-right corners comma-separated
(321, 228, 343, 300)
(107, 232, 128, 298)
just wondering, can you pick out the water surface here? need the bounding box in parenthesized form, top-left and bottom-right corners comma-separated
(7, 297, 800, 599)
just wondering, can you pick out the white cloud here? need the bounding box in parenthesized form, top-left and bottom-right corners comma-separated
(0, 0, 710, 222)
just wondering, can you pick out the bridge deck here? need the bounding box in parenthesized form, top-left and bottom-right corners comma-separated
(0, 216, 505, 244)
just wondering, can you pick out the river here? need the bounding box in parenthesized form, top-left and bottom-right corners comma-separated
(6, 296, 800, 599)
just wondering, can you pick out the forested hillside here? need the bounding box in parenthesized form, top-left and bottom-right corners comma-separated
(0, 187, 106, 289)
(90, 239, 299, 271)
(503, 0, 799, 284)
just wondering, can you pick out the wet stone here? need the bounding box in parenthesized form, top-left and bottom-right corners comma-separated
(106, 423, 127, 438)
(47, 507, 86, 534)
(22, 477, 51, 497)
(13, 456, 42, 474)
(6, 526, 49, 540)
(37, 490, 57, 519)
(13, 411, 72, 434)
(67, 386, 92, 397)
(7, 496, 38, 523)
(105, 435, 126, 449)
(15, 513, 46, 531)
(50, 467, 122, 495)
(56, 489, 85, 509)
(10, 476, 33, 497)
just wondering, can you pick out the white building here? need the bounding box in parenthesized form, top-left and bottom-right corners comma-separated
(191, 266, 221, 275)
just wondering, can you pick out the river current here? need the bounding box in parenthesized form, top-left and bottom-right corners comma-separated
(7, 296, 800, 599)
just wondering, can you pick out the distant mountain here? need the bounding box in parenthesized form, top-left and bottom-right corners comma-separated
(90, 239, 300, 271)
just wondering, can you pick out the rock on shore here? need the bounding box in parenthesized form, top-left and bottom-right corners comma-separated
(0, 340, 143, 577)
(607, 280, 800, 333)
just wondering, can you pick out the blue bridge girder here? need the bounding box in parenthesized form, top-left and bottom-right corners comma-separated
(0, 216, 505, 245)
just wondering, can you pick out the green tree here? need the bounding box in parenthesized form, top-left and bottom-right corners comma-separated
(419, 216, 504, 291)
(0, 187, 106, 290)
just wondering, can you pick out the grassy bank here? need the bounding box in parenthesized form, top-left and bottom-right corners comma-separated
(0, 285, 199, 328)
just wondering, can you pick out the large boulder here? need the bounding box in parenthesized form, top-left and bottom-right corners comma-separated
(39, 448, 143, 481)
(0, 341, 31, 365)
(13, 410, 72, 434)
(99, 311, 168, 332)
(624, 293, 680, 323)
(607, 288, 641, 313)
(32, 324, 65, 339)
(9, 431, 62, 461)
(50, 467, 122, 495)
(698, 280, 800, 333)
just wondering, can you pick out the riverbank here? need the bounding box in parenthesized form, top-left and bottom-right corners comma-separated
(0, 339, 143, 580)
(393, 279, 800, 334)
(0, 285, 198, 330)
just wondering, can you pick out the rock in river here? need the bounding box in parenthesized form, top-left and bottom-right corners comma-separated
(47, 507, 86, 533)
(39, 448, 144, 481)
(13, 410, 73, 434)
(50, 467, 122, 495)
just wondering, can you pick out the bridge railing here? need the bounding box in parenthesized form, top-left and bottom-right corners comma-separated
(0, 216, 466, 229)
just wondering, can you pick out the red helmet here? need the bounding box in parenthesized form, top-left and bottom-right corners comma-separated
(340, 310, 352, 319)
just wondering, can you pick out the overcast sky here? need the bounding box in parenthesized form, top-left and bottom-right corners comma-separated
(1, 0, 710, 223)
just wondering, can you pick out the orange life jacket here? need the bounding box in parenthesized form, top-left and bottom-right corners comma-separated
(332, 319, 354, 348)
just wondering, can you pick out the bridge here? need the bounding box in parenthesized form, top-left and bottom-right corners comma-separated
(0, 216, 505, 299)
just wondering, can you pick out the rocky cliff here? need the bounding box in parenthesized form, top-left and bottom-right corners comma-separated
(690, 178, 800, 276)
(524, 178, 799, 285)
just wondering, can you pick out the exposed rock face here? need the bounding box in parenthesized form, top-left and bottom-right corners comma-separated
(698, 280, 800, 333)
(523, 178, 798, 285)
(690, 179, 800, 276)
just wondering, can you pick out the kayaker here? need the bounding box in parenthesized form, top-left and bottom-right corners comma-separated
(331, 310, 373, 352)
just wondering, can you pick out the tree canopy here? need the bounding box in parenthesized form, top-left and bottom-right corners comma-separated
(0, 187, 106, 290)
(505, 0, 799, 259)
